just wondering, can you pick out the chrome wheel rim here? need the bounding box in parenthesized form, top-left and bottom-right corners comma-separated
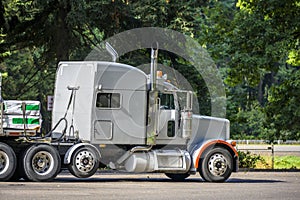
(75, 150, 95, 173)
(208, 153, 228, 176)
(0, 150, 9, 175)
(32, 151, 54, 175)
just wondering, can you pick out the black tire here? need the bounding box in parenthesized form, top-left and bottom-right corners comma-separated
(165, 173, 190, 181)
(0, 142, 17, 181)
(199, 147, 233, 182)
(9, 168, 21, 181)
(9, 152, 28, 181)
(12, 153, 31, 181)
(22, 144, 61, 182)
(68, 146, 100, 178)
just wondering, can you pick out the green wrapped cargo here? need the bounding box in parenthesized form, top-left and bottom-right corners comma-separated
(3, 100, 40, 116)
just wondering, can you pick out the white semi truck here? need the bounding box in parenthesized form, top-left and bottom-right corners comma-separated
(0, 45, 238, 182)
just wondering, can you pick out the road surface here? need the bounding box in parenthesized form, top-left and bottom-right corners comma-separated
(0, 171, 299, 200)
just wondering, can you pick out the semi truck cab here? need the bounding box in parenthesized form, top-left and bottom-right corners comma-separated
(0, 46, 238, 182)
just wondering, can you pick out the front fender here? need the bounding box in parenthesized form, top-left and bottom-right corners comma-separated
(191, 139, 238, 169)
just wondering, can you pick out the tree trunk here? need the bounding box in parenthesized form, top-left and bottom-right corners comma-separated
(54, 6, 70, 62)
(258, 77, 264, 106)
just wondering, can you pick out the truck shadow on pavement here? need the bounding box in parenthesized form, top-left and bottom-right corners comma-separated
(54, 177, 284, 184)
(226, 178, 283, 183)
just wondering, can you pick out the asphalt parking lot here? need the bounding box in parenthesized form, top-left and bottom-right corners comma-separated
(0, 171, 299, 200)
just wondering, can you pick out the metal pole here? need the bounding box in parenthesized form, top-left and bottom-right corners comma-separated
(271, 143, 274, 170)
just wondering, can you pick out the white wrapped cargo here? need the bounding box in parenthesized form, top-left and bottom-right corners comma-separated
(2, 115, 41, 130)
(3, 100, 40, 116)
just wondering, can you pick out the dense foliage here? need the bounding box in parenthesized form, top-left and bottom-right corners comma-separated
(0, 0, 299, 140)
(238, 151, 269, 169)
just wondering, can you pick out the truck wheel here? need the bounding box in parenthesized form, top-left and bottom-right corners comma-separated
(22, 144, 61, 182)
(165, 173, 190, 181)
(0, 142, 17, 181)
(199, 147, 233, 182)
(68, 146, 99, 178)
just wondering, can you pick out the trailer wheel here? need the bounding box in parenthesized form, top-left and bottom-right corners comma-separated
(68, 146, 99, 178)
(165, 173, 190, 181)
(0, 142, 17, 181)
(22, 144, 61, 182)
(199, 147, 233, 182)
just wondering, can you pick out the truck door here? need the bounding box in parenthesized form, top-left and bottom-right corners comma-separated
(156, 92, 179, 140)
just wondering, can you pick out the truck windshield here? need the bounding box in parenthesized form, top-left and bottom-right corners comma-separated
(159, 93, 175, 110)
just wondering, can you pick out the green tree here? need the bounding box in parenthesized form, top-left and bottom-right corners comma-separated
(192, 0, 300, 140)
(265, 68, 300, 141)
(0, 0, 213, 124)
(1, 0, 299, 140)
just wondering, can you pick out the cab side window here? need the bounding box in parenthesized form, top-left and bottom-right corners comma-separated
(96, 93, 120, 108)
(159, 93, 175, 110)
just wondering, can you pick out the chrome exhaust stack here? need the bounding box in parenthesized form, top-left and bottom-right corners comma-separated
(147, 42, 159, 145)
(150, 42, 158, 91)
(105, 42, 118, 62)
